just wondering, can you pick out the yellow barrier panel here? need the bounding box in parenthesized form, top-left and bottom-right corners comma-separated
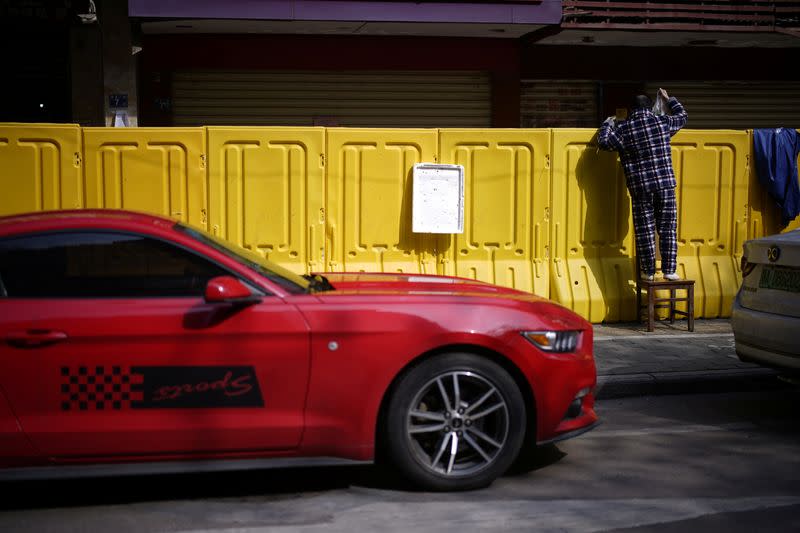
(82, 128, 207, 228)
(549, 129, 635, 322)
(0, 124, 82, 216)
(1, 124, 791, 323)
(439, 130, 550, 297)
(788, 129, 800, 232)
(207, 127, 325, 274)
(326, 129, 439, 274)
(747, 129, 800, 237)
(550, 129, 750, 322)
(673, 130, 750, 319)
(795, 129, 800, 232)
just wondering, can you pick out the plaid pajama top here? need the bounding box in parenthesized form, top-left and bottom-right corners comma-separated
(598, 98, 688, 196)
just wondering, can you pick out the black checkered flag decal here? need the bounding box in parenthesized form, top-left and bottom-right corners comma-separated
(60, 366, 143, 411)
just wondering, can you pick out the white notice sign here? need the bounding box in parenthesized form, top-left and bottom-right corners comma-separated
(412, 163, 464, 234)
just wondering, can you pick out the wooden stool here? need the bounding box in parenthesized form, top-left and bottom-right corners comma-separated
(636, 278, 695, 332)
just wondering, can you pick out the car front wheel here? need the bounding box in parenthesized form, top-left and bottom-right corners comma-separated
(384, 352, 526, 491)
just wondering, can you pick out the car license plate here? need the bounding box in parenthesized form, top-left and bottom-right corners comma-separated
(758, 266, 800, 293)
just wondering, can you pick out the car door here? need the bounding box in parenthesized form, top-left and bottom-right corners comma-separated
(0, 230, 310, 459)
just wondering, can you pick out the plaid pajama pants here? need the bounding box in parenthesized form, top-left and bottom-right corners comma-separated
(631, 188, 677, 276)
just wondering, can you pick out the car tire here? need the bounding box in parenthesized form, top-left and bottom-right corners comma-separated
(384, 352, 526, 491)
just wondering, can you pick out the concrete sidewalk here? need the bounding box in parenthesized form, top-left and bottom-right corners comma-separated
(592, 319, 782, 399)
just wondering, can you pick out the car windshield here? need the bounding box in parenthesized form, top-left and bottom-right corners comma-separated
(175, 223, 311, 294)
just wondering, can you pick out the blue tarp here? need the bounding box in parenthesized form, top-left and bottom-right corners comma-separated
(753, 128, 800, 226)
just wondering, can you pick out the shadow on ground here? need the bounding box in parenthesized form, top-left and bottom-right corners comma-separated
(0, 444, 567, 510)
(0, 465, 377, 510)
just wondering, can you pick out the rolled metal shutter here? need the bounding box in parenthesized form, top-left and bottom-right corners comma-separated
(171, 70, 490, 128)
(644, 82, 800, 129)
(520, 80, 598, 128)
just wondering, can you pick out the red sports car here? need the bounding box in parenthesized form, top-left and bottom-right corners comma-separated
(0, 209, 597, 490)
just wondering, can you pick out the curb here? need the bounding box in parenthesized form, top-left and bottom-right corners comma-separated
(596, 367, 782, 399)
(593, 332, 734, 341)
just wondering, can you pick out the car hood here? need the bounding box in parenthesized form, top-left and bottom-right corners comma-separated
(314, 272, 589, 329)
(319, 272, 526, 297)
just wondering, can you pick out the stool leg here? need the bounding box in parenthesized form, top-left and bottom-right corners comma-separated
(647, 287, 655, 332)
(688, 285, 695, 332)
(637, 285, 642, 324)
(669, 288, 676, 324)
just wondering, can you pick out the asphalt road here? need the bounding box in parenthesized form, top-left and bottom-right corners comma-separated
(2, 386, 798, 533)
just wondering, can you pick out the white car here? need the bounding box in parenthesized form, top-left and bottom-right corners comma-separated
(732, 229, 800, 373)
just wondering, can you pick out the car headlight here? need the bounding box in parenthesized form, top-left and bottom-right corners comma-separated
(522, 331, 580, 353)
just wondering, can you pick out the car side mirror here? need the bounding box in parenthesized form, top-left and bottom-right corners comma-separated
(204, 276, 262, 306)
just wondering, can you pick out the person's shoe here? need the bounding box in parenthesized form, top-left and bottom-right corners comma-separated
(663, 272, 681, 281)
(640, 273, 654, 282)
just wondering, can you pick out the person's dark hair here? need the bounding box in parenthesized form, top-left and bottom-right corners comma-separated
(631, 94, 652, 109)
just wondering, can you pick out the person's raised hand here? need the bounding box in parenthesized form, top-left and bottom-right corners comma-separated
(659, 88, 669, 100)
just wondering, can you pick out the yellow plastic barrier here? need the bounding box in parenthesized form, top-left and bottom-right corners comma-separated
(439, 129, 550, 297)
(326, 128, 439, 274)
(747, 129, 800, 236)
(549, 129, 636, 322)
(82, 128, 207, 228)
(207, 127, 325, 274)
(1, 123, 795, 322)
(0, 124, 82, 216)
(550, 129, 750, 322)
(672, 130, 750, 319)
(788, 129, 800, 232)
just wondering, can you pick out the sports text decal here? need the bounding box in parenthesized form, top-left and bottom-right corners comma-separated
(60, 366, 264, 410)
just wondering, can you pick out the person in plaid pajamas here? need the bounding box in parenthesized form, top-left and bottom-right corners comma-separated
(598, 89, 688, 281)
